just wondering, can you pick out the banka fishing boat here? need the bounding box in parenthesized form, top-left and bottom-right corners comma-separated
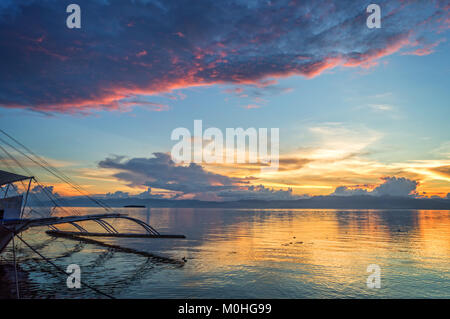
(0, 130, 185, 298)
(0, 170, 185, 254)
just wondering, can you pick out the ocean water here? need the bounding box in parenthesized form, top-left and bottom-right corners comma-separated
(0, 208, 449, 298)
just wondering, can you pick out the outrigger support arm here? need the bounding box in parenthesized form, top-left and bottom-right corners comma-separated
(1, 213, 185, 254)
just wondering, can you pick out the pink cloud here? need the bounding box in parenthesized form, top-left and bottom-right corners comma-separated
(401, 39, 446, 56)
(1, 0, 447, 114)
(136, 50, 148, 57)
(242, 104, 261, 109)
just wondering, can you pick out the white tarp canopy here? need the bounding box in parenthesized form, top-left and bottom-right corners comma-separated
(0, 169, 32, 186)
(0, 195, 23, 221)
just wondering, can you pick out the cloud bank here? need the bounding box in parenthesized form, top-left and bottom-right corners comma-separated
(98, 152, 244, 194)
(98, 152, 302, 200)
(332, 176, 419, 197)
(0, 0, 448, 113)
(98, 153, 424, 200)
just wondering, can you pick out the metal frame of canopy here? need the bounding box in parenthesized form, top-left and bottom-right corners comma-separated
(0, 170, 185, 254)
(0, 170, 33, 220)
(0, 170, 33, 187)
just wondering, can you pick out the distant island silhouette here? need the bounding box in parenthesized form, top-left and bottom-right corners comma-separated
(34, 195, 450, 210)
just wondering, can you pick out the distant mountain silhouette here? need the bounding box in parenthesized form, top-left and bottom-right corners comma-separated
(34, 195, 450, 210)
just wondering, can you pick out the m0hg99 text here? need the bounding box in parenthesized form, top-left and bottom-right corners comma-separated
(223, 303, 271, 314)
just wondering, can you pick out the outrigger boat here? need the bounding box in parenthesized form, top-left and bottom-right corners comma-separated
(0, 169, 186, 298)
(0, 130, 186, 298)
(0, 169, 185, 255)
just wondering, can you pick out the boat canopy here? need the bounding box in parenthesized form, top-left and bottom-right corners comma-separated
(0, 169, 32, 186)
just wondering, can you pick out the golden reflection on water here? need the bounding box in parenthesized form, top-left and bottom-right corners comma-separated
(5, 208, 450, 298)
(183, 209, 450, 296)
(416, 210, 450, 257)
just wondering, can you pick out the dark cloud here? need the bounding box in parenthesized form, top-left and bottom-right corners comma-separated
(332, 185, 370, 196)
(98, 152, 304, 200)
(98, 152, 244, 194)
(429, 165, 450, 178)
(278, 157, 311, 171)
(373, 176, 419, 196)
(0, 0, 448, 113)
(31, 184, 59, 197)
(332, 176, 419, 197)
(100, 187, 165, 199)
(217, 184, 302, 201)
(26, 185, 61, 209)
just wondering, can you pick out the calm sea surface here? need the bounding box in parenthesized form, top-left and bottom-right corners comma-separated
(1, 208, 449, 298)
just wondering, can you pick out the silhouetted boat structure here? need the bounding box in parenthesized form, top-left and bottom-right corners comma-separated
(0, 130, 186, 298)
(0, 170, 185, 254)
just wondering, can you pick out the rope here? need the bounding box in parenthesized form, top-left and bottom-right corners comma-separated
(15, 234, 115, 299)
(0, 132, 113, 212)
(0, 144, 79, 217)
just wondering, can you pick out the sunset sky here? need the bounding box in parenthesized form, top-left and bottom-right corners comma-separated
(0, 0, 449, 200)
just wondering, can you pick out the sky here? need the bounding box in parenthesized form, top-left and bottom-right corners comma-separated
(0, 0, 449, 200)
